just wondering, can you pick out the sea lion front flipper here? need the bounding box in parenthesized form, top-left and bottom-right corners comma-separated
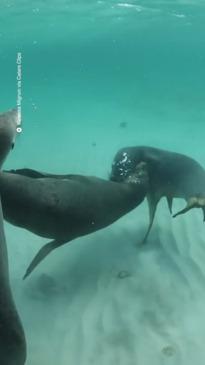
(166, 196, 173, 214)
(23, 239, 67, 279)
(141, 194, 159, 244)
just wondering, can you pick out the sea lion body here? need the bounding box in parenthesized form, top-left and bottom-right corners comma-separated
(0, 200, 26, 365)
(0, 108, 17, 167)
(0, 172, 146, 239)
(0, 163, 148, 278)
(110, 146, 205, 243)
(0, 108, 26, 364)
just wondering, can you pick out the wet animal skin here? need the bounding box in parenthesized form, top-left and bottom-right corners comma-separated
(110, 146, 205, 243)
(2, 162, 148, 279)
(0, 108, 26, 365)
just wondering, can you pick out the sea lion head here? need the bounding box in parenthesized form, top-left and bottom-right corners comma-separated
(110, 148, 138, 182)
(125, 161, 148, 187)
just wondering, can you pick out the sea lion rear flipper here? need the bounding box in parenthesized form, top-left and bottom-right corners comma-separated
(172, 205, 191, 218)
(23, 239, 66, 279)
(141, 194, 159, 244)
(173, 197, 205, 219)
(172, 197, 196, 218)
(166, 196, 173, 214)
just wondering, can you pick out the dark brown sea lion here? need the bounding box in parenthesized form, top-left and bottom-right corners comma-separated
(1, 162, 148, 279)
(0, 108, 26, 365)
(110, 146, 205, 243)
(0, 108, 18, 165)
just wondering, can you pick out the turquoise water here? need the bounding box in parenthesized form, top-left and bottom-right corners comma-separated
(1, 1, 205, 364)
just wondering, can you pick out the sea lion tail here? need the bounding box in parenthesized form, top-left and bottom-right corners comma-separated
(23, 239, 64, 279)
(173, 197, 205, 219)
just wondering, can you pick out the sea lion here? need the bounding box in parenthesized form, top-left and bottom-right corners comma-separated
(0, 108, 26, 364)
(0, 162, 148, 279)
(0, 108, 18, 167)
(110, 146, 205, 243)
